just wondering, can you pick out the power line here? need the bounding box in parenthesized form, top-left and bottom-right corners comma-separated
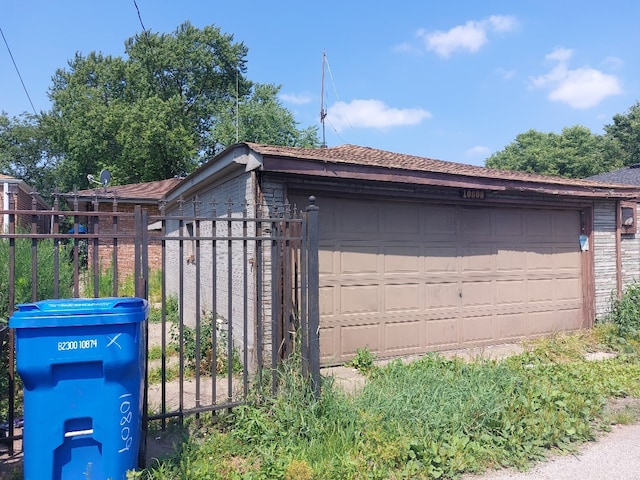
(0, 27, 37, 115)
(133, 0, 148, 33)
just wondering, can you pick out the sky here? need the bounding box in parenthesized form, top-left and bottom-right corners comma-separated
(2, 0, 640, 166)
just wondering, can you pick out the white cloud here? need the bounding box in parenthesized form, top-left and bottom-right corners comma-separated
(602, 56, 623, 70)
(279, 92, 312, 105)
(496, 67, 516, 80)
(546, 47, 573, 62)
(326, 99, 431, 132)
(417, 15, 517, 58)
(530, 47, 622, 109)
(466, 145, 491, 157)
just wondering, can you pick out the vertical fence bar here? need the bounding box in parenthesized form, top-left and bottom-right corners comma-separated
(30, 193, 38, 301)
(210, 199, 218, 408)
(305, 197, 321, 398)
(242, 203, 249, 397)
(91, 195, 100, 297)
(255, 204, 264, 390)
(112, 196, 119, 297)
(138, 207, 149, 468)
(226, 200, 233, 403)
(52, 194, 60, 299)
(177, 196, 185, 426)
(159, 200, 168, 431)
(300, 211, 309, 379)
(270, 214, 279, 395)
(194, 197, 202, 423)
(7, 184, 17, 455)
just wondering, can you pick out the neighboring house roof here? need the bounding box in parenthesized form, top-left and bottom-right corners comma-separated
(66, 178, 183, 206)
(587, 164, 640, 185)
(0, 174, 50, 209)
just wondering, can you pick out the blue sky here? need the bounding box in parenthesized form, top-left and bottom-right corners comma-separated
(2, 1, 639, 166)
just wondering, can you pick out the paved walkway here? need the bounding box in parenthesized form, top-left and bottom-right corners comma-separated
(462, 423, 640, 480)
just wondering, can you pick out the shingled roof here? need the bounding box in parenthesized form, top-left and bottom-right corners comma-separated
(238, 143, 640, 198)
(587, 164, 640, 186)
(68, 178, 182, 203)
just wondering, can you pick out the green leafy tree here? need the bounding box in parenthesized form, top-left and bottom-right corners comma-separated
(604, 101, 640, 167)
(485, 126, 617, 178)
(48, 22, 246, 190)
(5, 23, 319, 194)
(211, 83, 320, 152)
(0, 113, 58, 198)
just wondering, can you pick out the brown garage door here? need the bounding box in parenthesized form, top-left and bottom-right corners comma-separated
(309, 196, 583, 366)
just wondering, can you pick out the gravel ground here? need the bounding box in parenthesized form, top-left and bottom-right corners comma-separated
(461, 423, 640, 480)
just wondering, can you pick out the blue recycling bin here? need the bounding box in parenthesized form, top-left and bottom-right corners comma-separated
(9, 297, 148, 480)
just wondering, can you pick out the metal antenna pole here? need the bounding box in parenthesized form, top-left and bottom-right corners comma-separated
(320, 50, 327, 148)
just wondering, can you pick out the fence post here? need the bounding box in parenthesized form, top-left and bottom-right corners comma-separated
(305, 196, 321, 398)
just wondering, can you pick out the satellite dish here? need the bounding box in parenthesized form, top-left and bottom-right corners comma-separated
(99, 169, 112, 187)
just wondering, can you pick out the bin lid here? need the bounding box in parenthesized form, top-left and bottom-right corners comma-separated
(9, 297, 148, 328)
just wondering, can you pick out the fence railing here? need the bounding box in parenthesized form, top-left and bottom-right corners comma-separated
(0, 191, 320, 465)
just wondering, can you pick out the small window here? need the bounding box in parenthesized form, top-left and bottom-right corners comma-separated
(620, 201, 637, 235)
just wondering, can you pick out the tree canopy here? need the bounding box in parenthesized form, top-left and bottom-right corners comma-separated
(484, 104, 640, 179)
(0, 21, 319, 198)
(484, 126, 622, 178)
(0, 113, 58, 195)
(604, 101, 640, 167)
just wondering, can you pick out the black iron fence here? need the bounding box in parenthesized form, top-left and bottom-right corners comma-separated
(0, 190, 320, 464)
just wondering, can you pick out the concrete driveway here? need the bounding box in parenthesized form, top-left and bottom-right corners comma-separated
(462, 422, 640, 480)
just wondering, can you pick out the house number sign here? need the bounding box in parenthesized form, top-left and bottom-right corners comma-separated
(460, 189, 486, 200)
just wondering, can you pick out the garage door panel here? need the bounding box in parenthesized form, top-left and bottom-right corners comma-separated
(497, 313, 529, 339)
(553, 211, 581, 237)
(319, 247, 336, 275)
(527, 279, 555, 301)
(423, 206, 457, 237)
(527, 212, 554, 237)
(462, 315, 494, 343)
(425, 319, 459, 347)
(555, 277, 581, 300)
(526, 248, 556, 270)
(496, 280, 526, 304)
(461, 281, 493, 306)
(340, 285, 380, 314)
(461, 247, 494, 272)
(341, 325, 380, 356)
(339, 244, 380, 275)
(383, 204, 421, 235)
(385, 321, 422, 352)
(319, 285, 336, 316)
(459, 209, 492, 238)
(384, 245, 421, 273)
(496, 211, 525, 237)
(310, 196, 584, 365)
(426, 282, 459, 308)
(553, 247, 581, 269)
(425, 246, 458, 272)
(340, 202, 379, 235)
(385, 284, 420, 312)
(497, 248, 525, 271)
(319, 326, 339, 364)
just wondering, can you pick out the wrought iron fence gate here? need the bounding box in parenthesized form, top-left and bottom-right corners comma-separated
(0, 189, 320, 466)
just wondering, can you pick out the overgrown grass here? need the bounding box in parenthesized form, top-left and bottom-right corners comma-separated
(135, 322, 640, 480)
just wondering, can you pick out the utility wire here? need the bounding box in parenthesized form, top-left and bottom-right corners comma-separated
(322, 53, 349, 144)
(0, 26, 37, 115)
(133, 0, 148, 33)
